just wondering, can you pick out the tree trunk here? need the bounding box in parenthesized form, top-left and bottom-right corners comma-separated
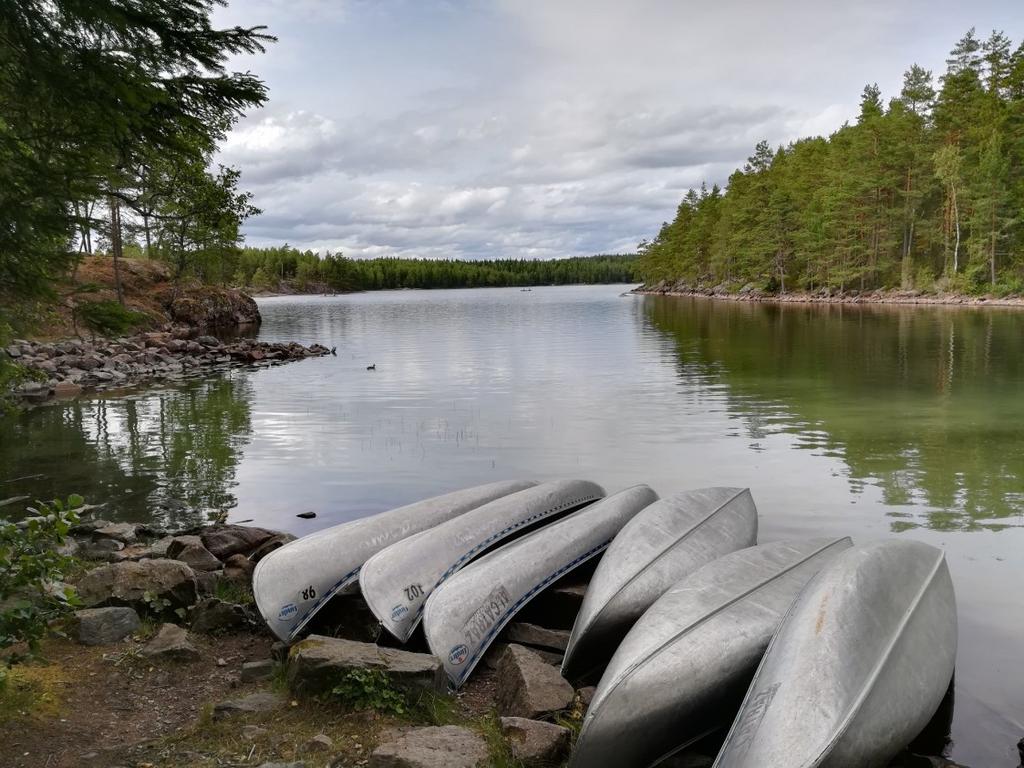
(108, 195, 125, 305)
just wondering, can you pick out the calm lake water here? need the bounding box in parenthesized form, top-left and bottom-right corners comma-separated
(2, 285, 1022, 764)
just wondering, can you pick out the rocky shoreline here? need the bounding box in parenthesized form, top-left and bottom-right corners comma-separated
(0, 513, 987, 768)
(3, 330, 332, 405)
(634, 280, 1024, 308)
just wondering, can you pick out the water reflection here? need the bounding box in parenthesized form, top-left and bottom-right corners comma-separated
(0, 376, 254, 527)
(642, 297, 1024, 532)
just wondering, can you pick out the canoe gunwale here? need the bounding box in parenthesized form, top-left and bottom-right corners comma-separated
(592, 536, 852, 716)
(431, 535, 615, 687)
(565, 487, 753, 673)
(363, 483, 604, 643)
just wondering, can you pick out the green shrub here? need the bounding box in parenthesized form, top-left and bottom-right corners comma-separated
(329, 668, 408, 715)
(0, 496, 83, 686)
(75, 300, 148, 336)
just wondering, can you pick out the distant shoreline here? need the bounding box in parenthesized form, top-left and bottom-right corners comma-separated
(632, 284, 1024, 309)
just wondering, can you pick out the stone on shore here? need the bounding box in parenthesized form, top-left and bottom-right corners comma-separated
(241, 660, 276, 682)
(212, 691, 286, 721)
(77, 538, 125, 561)
(300, 734, 334, 754)
(92, 522, 140, 544)
(167, 535, 223, 571)
(249, 532, 297, 562)
(287, 636, 445, 697)
(189, 597, 250, 633)
(74, 607, 141, 645)
(495, 644, 573, 719)
(482, 642, 562, 670)
(200, 525, 282, 560)
(223, 553, 255, 585)
(504, 622, 571, 652)
(369, 726, 489, 768)
(142, 623, 201, 662)
(77, 559, 198, 610)
(500, 717, 571, 765)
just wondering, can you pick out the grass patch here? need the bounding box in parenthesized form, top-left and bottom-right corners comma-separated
(213, 578, 254, 606)
(0, 662, 69, 723)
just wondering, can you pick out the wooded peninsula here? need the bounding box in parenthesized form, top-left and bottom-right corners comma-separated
(637, 29, 1024, 298)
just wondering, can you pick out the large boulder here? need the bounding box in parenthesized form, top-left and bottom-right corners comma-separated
(369, 726, 489, 768)
(287, 636, 445, 697)
(199, 525, 283, 560)
(500, 717, 571, 765)
(73, 607, 140, 645)
(166, 535, 222, 571)
(495, 645, 573, 719)
(76, 559, 198, 610)
(142, 623, 200, 662)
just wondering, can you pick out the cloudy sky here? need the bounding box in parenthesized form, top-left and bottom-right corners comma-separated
(214, 0, 1021, 260)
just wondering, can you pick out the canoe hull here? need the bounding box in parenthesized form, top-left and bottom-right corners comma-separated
(562, 487, 758, 682)
(361, 479, 606, 642)
(713, 539, 957, 768)
(423, 485, 659, 687)
(570, 537, 852, 768)
(252, 479, 537, 642)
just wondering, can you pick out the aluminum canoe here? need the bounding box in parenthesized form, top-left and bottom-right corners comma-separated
(570, 537, 852, 768)
(422, 485, 659, 687)
(361, 479, 605, 642)
(713, 539, 957, 768)
(252, 479, 537, 642)
(562, 487, 757, 682)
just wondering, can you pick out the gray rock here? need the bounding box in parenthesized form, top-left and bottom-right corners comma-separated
(495, 644, 573, 719)
(135, 535, 175, 559)
(241, 659, 276, 682)
(212, 691, 286, 720)
(369, 726, 489, 768)
(194, 568, 222, 597)
(500, 717, 571, 765)
(287, 635, 445, 697)
(200, 525, 281, 560)
(577, 685, 596, 708)
(249, 532, 297, 562)
(74, 607, 141, 645)
(93, 523, 139, 543)
(77, 537, 125, 561)
(142, 623, 201, 662)
(483, 642, 562, 670)
(77, 559, 198, 611)
(504, 622, 570, 652)
(223, 553, 255, 585)
(167, 535, 223, 571)
(301, 734, 334, 754)
(189, 598, 250, 633)
(241, 725, 268, 740)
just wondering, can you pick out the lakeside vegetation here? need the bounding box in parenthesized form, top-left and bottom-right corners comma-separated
(638, 29, 1024, 297)
(233, 248, 638, 291)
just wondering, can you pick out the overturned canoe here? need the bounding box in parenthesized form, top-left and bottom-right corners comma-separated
(362, 479, 605, 642)
(571, 537, 852, 768)
(252, 480, 537, 642)
(713, 539, 957, 768)
(423, 485, 659, 687)
(562, 487, 757, 682)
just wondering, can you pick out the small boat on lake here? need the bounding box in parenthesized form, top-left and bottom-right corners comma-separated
(361, 479, 605, 642)
(562, 487, 757, 682)
(252, 479, 536, 642)
(422, 485, 659, 687)
(570, 537, 852, 768)
(712, 539, 957, 768)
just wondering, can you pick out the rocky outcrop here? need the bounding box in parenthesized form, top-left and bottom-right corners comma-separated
(287, 636, 446, 697)
(74, 606, 140, 645)
(500, 717, 571, 766)
(77, 559, 198, 611)
(369, 726, 490, 768)
(142, 623, 200, 662)
(4, 333, 331, 403)
(161, 286, 261, 329)
(495, 645, 574, 720)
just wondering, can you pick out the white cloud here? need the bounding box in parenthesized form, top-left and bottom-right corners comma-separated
(214, 0, 1023, 259)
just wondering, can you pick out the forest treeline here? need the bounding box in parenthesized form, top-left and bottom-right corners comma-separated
(233, 247, 638, 291)
(638, 29, 1024, 296)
